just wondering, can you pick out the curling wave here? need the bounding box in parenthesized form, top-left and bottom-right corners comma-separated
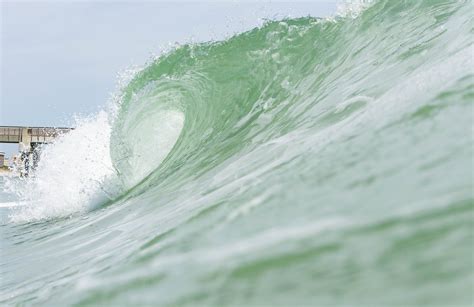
(2, 0, 473, 305)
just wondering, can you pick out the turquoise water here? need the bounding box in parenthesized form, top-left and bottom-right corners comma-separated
(1, 0, 473, 305)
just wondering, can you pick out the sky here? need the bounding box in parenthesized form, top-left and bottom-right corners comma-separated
(0, 1, 338, 155)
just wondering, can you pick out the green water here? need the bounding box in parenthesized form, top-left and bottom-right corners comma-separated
(1, 0, 473, 305)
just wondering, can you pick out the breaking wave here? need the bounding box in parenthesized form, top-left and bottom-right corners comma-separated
(2, 1, 473, 304)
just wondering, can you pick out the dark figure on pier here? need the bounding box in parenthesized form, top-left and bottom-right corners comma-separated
(20, 151, 29, 177)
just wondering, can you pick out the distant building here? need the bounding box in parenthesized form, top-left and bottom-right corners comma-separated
(0, 152, 5, 167)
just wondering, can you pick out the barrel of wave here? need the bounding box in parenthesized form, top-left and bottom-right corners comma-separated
(111, 108, 185, 189)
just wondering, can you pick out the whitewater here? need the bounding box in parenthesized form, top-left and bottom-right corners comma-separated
(1, 0, 473, 305)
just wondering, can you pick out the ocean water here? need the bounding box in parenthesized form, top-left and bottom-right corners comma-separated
(1, 0, 473, 305)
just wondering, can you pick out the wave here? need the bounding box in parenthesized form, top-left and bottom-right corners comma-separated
(6, 0, 473, 225)
(2, 0, 473, 305)
(110, 0, 472, 196)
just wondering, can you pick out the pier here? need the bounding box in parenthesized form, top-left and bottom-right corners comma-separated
(0, 126, 73, 148)
(0, 126, 73, 175)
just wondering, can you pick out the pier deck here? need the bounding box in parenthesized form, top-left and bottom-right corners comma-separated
(0, 126, 73, 147)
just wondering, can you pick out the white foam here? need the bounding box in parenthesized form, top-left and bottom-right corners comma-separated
(0, 201, 26, 208)
(8, 111, 118, 223)
(331, 0, 374, 20)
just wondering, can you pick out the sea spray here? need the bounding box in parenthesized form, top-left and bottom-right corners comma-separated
(8, 111, 118, 222)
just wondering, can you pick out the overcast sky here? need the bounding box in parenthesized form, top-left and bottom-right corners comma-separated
(1, 1, 337, 155)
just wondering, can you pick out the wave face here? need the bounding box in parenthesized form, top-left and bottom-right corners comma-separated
(1, 0, 473, 305)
